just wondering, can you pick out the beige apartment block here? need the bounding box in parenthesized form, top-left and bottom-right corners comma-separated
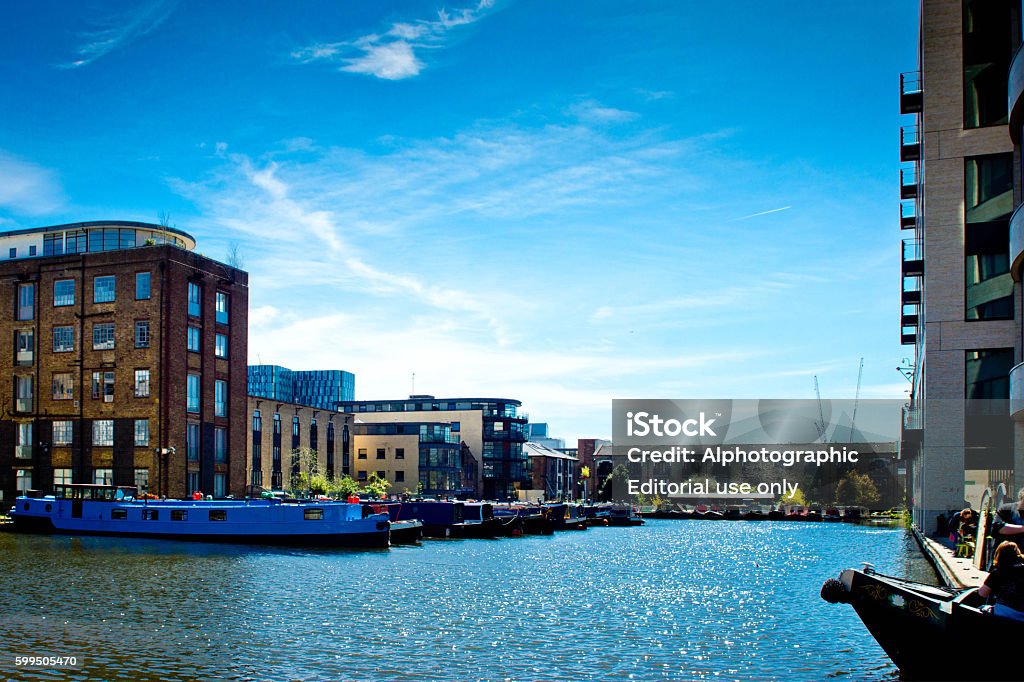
(351, 433, 419, 494)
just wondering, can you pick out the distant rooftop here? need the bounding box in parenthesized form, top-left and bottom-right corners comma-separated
(0, 220, 196, 260)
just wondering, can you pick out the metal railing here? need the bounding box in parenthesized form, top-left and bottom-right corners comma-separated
(900, 164, 918, 188)
(902, 237, 923, 261)
(900, 71, 922, 97)
(901, 124, 920, 146)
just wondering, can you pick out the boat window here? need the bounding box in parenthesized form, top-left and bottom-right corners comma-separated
(304, 508, 324, 520)
(143, 509, 159, 521)
(171, 510, 188, 521)
(111, 509, 127, 520)
(209, 510, 227, 522)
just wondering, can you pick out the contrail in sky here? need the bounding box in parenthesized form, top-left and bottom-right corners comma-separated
(733, 206, 792, 221)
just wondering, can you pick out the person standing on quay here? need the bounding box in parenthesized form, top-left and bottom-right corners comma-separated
(991, 489, 1024, 553)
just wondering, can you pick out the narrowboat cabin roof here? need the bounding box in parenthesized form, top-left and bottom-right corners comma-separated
(51, 484, 139, 501)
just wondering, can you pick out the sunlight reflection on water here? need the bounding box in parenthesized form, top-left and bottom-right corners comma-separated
(0, 521, 930, 681)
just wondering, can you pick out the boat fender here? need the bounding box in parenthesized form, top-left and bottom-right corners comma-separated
(820, 578, 851, 604)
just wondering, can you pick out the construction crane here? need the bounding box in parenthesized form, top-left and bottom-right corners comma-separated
(850, 357, 864, 443)
(813, 376, 827, 441)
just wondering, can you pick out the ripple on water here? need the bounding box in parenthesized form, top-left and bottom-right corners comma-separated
(0, 521, 927, 681)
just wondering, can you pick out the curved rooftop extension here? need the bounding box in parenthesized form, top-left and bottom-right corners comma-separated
(0, 220, 196, 259)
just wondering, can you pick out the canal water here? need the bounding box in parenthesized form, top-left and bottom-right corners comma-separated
(0, 520, 935, 681)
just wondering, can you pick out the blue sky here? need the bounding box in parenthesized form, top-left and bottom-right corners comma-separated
(0, 0, 917, 442)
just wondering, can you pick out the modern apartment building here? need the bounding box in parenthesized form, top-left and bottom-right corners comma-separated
(901, 0, 1022, 530)
(0, 221, 249, 503)
(248, 365, 355, 410)
(350, 421, 462, 496)
(339, 395, 528, 499)
(246, 396, 352, 490)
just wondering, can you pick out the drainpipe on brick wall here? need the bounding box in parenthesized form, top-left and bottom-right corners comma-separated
(75, 256, 85, 485)
(159, 259, 168, 498)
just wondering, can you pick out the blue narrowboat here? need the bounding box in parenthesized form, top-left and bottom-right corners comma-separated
(9, 484, 390, 548)
(388, 500, 469, 538)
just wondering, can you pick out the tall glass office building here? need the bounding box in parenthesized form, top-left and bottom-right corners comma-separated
(248, 365, 354, 410)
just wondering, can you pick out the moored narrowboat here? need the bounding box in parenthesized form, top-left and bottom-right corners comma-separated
(821, 565, 1022, 680)
(9, 484, 390, 548)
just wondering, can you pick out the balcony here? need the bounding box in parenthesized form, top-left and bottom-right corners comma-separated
(901, 311, 919, 327)
(902, 288, 921, 305)
(900, 403, 922, 459)
(900, 200, 916, 230)
(900, 164, 918, 200)
(900, 124, 920, 162)
(1010, 45, 1024, 143)
(1011, 362, 1024, 418)
(901, 238, 924, 277)
(900, 71, 922, 114)
(1011, 202, 1024, 279)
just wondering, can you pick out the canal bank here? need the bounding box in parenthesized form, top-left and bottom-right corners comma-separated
(912, 526, 986, 589)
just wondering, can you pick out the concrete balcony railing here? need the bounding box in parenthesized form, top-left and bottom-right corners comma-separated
(1009, 43, 1024, 143)
(1010, 201, 1024, 280)
(1011, 362, 1024, 419)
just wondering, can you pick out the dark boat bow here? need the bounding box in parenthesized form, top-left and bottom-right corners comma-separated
(821, 564, 1023, 680)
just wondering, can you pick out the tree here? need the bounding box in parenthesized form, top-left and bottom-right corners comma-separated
(778, 486, 807, 508)
(363, 473, 392, 499)
(290, 447, 320, 493)
(834, 470, 880, 508)
(226, 240, 245, 269)
(599, 464, 631, 502)
(334, 475, 361, 498)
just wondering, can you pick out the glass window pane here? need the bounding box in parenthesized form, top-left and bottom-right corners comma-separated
(54, 279, 75, 306)
(135, 272, 150, 300)
(94, 276, 116, 303)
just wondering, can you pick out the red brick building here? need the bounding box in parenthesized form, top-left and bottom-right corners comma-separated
(0, 221, 248, 504)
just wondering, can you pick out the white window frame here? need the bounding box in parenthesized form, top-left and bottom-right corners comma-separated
(52, 420, 73, 446)
(93, 275, 116, 304)
(135, 419, 149, 446)
(93, 419, 114, 446)
(134, 369, 150, 398)
(93, 323, 115, 350)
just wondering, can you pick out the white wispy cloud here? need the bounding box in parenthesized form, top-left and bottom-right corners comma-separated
(291, 0, 496, 80)
(0, 151, 66, 215)
(569, 99, 640, 125)
(62, 0, 178, 69)
(172, 109, 880, 442)
(173, 152, 518, 344)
